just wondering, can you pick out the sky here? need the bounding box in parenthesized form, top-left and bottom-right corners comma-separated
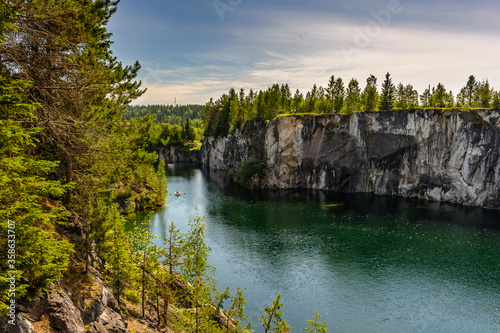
(107, 0, 500, 105)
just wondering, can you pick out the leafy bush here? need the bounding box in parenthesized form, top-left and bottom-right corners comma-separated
(236, 154, 266, 186)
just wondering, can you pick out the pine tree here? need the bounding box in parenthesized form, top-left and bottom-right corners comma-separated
(362, 74, 378, 112)
(344, 78, 361, 114)
(181, 213, 217, 333)
(333, 78, 345, 113)
(431, 83, 447, 107)
(1, 0, 145, 205)
(129, 218, 160, 317)
(379, 72, 395, 110)
(478, 79, 492, 108)
(292, 89, 304, 113)
(229, 89, 240, 132)
(491, 92, 500, 110)
(280, 84, 292, 112)
(103, 204, 139, 307)
(302, 312, 329, 333)
(464, 75, 477, 106)
(259, 294, 290, 333)
(0, 76, 73, 313)
(226, 286, 250, 332)
(326, 75, 336, 113)
(420, 88, 431, 107)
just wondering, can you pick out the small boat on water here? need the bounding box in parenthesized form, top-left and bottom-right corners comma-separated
(175, 190, 181, 197)
(168, 163, 174, 167)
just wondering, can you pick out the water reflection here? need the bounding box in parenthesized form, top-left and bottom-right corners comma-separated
(142, 164, 500, 333)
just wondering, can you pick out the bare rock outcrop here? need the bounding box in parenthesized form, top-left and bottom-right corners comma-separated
(1, 282, 128, 333)
(201, 110, 500, 210)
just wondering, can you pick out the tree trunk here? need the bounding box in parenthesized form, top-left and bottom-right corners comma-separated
(142, 254, 145, 317)
(65, 153, 73, 204)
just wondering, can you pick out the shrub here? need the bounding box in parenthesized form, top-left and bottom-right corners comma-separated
(236, 154, 266, 186)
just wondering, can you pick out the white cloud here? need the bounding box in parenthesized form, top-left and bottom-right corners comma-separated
(130, 2, 500, 104)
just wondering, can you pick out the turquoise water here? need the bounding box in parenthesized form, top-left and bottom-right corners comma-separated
(142, 164, 500, 332)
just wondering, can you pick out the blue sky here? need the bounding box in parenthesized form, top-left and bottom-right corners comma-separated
(107, 0, 500, 105)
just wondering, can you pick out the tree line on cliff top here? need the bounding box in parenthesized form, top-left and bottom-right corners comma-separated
(204, 73, 500, 137)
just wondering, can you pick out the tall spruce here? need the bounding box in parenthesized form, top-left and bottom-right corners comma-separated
(362, 74, 378, 112)
(380, 72, 395, 110)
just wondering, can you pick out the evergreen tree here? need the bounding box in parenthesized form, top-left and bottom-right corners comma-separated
(405, 84, 419, 110)
(464, 75, 477, 106)
(259, 294, 290, 333)
(344, 78, 361, 115)
(333, 78, 345, 113)
(280, 84, 292, 112)
(226, 286, 250, 332)
(215, 94, 231, 137)
(306, 84, 319, 113)
(0, 76, 73, 313)
(361, 74, 378, 112)
(103, 204, 139, 307)
(228, 88, 240, 132)
(183, 117, 196, 141)
(430, 83, 447, 107)
(292, 89, 304, 112)
(420, 87, 431, 107)
(491, 92, 500, 110)
(396, 83, 406, 109)
(302, 312, 329, 333)
(129, 218, 160, 317)
(326, 75, 336, 113)
(255, 91, 267, 120)
(478, 79, 492, 108)
(181, 213, 217, 333)
(379, 72, 395, 110)
(1, 0, 146, 205)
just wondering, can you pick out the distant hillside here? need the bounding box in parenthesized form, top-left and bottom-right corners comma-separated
(125, 104, 204, 127)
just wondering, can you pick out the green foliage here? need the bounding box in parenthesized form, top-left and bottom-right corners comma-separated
(380, 72, 395, 111)
(203, 73, 499, 134)
(302, 312, 329, 333)
(102, 204, 139, 307)
(259, 294, 291, 333)
(129, 217, 162, 316)
(464, 75, 477, 106)
(163, 222, 185, 275)
(0, 76, 73, 313)
(236, 155, 267, 186)
(124, 104, 204, 127)
(182, 212, 215, 284)
(362, 74, 379, 112)
(227, 286, 250, 332)
(343, 78, 361, 115)
(491, 92, 500, 110)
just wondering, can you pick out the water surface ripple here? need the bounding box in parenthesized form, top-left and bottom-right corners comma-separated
(140, 165, 500, 333)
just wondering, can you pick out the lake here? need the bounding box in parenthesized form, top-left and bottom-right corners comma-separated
(140, 164, 500, 333)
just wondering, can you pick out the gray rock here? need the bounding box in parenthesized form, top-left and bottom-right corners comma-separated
(0, 314, 36, 333)
(46, 289, 84, 333)
(87, 322, 108, 333)
(98, 307, 127, 333)
(157, 146, 200, 164)
(201, 110, 500, 210)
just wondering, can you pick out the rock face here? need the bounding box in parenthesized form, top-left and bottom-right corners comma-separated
(0, 282, 128, 333)
(201, 110, 500, 210)
(157, 146, 200, 164)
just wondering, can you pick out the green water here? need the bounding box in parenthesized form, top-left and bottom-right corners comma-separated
(143, 164, 500, 332)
